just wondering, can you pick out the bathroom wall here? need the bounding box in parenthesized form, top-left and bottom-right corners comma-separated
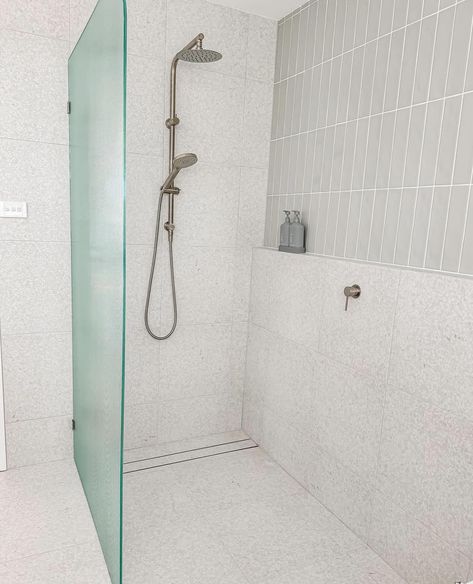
(265, 0, 473, 277)
(244, 1, 473, 582)
(115, 0, 276, 450)
(0, 0, 275, 466)
(0, 2, 72, 468)
(245, 250, 473, 584)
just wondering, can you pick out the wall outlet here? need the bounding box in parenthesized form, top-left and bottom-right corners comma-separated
(0, 201, 28, 218)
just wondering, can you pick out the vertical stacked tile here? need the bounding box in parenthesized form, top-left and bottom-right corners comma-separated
(265, 0, 473, 278)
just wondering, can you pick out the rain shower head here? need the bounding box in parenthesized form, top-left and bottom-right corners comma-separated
(161, 153, 198, 192)
(175, 33, 222, 64)
(177, 48, 222, 63)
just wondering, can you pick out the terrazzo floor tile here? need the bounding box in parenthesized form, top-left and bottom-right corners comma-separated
(0, 459, 110, 583)
(123, 447, 407, 584)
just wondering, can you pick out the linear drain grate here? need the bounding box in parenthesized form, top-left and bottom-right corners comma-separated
(123, 439, 258, 475)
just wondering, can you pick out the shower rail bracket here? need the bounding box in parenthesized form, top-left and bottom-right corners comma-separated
(162, 186, 180, 195)
(165, 116, 180, 128)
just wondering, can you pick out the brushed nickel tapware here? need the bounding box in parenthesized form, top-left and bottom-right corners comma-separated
(344, 284, 361, 311)
(144, 34, 222, 340)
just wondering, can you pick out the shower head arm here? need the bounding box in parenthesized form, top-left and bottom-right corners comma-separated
(172, 33, 204, 67)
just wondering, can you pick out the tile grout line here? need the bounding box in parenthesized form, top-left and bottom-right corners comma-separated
(358, 0, 383, 261)
(407, 1, 440, 265)
(373, 3, 397, 261)
(268, 0, 473, 276)
(398, 0, 425, 266)
(423, 1, 455, 269)
(346, 0, 370, 260)
(439, 2, 473, 271)
(277, 0, 468, 84)
(269, 86, 473, 143)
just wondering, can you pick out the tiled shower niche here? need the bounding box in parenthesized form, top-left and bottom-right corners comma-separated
(264, 0, 473, 276)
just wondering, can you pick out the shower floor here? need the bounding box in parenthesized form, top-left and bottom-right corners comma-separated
(123, 443, 407, 584)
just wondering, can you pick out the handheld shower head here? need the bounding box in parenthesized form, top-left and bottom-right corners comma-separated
(173, 152, 198, 169)
(161, 153, 198, 191)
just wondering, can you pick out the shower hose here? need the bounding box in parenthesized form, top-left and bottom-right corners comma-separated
(144, 190, 178, 340)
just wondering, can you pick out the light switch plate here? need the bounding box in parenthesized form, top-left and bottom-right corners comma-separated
(0, 201, 28, 218)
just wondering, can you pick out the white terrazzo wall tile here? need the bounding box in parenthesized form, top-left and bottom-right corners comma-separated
(0, 242, 71, 336)
(0, 0, 270, 469)
(389, 269, 473, 418)
(125, 329, 160, 407)
(0, 29, 69, 144)
(377, 390, 473, 558)
(305, 442, 374, 542)
(157, 393, 242, 444)
(160, 246, 235, 326)
(0, 0, 69, 40)
(0, 139, 70, 243)
(0, 3, 72, 467)
(238, 167, 268, 247)
(124, 0, 276, 448)
(242, 79, 274, 169)
(126, 154, 163, 246)
(127, 53, 165, 158)
(126, 0, 166, 59)
(368, 490, 470, 584)
(318, 260, 400, 381)
(172, 162, 240, 247)
(246, 15, 278, 83)
(230, 321, 249, 396)
(125, 244, 159, 333)
(158, 324, 233, 401)
(176, 68, 246, 166)
(312, 353, 385, 480)
(249, 248, 325, 348)
(244, 248, 473, 584)
(124, 0, 164, 452)
(122, 1, 166, 442)
(124, 403, 159, 450)
(232, 245, 254, 323)
(6, 416, 72, 468)
(2, 333, 72, 423)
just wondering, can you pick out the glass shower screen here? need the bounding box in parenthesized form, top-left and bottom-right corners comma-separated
(68, 1, 127, 582)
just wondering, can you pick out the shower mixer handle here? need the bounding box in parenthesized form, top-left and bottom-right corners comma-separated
(344, 284, 361, 311)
